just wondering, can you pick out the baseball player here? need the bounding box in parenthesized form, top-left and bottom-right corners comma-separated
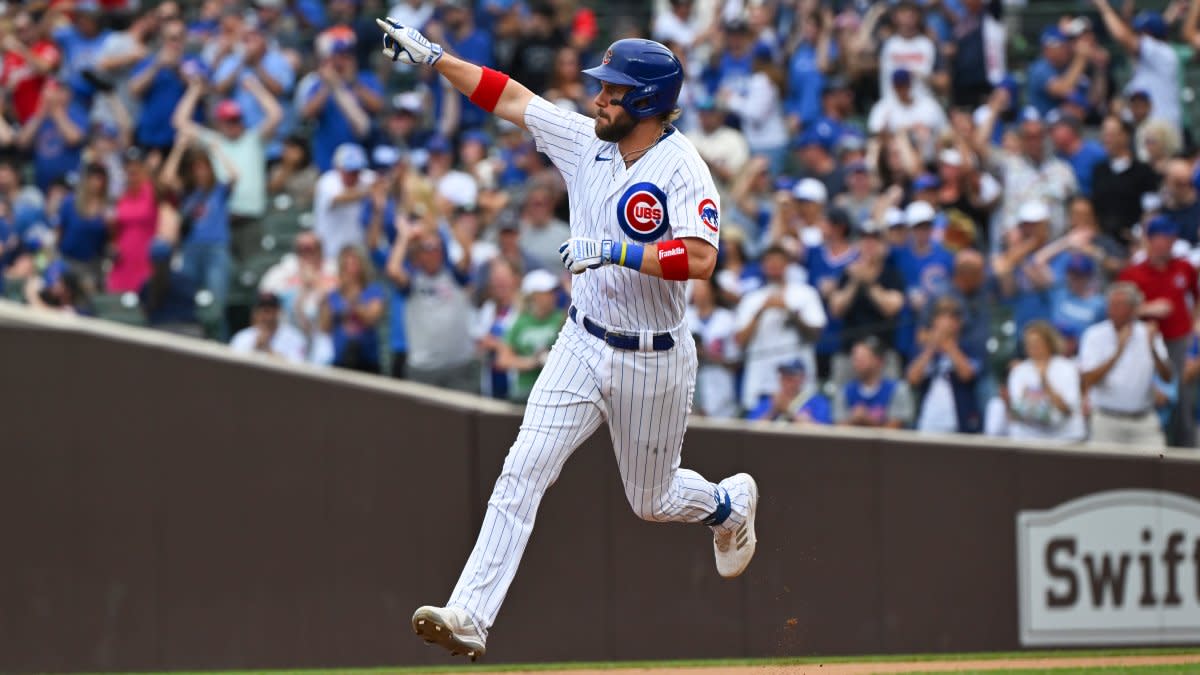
(376, 19, 759, 661)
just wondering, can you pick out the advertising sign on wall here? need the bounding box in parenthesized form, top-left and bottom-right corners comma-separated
(1017, 489, 1200, 645)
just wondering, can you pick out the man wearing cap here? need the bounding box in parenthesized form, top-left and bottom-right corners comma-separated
(313, 143, 377, 260)
(1026, 25, 1091, 117)
(907, 295, 984, 434)
(1091, 115, 1160, 248)
(1118, 215, 1198, 445)
(1048, 113, 1107, 198)
(1048, 253, 1107, 340)
(734, 245, 827, 412)
(769, 178, 828, 254)
(139, 238, 202, 337)
(494, 269, 566, 403)
(834, 161, 877, 229)
(895, 200, 954, 356)
(993, 200, 1055, 336)
(230, 292, 308, 364)
(746, 358, 832, 424)
(867, 68, 947, 139)
(1094, 0, 1181, 129)
(516, 185, 569, 272)
(299, 27, 383, 171)
(688, 97, 749, 187)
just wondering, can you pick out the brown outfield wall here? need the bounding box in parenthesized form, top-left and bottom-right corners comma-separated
(1, 308, 1199, 673)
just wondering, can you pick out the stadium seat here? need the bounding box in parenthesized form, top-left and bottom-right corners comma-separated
(90, 292, 147, 327)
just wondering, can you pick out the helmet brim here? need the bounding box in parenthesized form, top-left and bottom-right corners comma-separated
(582, 64, 642, 87)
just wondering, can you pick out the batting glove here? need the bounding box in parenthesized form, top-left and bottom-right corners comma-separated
(559, 237, 614, 274)
(376, 18, 444, 66)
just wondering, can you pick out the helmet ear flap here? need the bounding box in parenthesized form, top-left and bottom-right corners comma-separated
(622, 84, 660, 120)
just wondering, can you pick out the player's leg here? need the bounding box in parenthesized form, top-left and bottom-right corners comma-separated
(418, 322, 605, 655)
(604, 336, 758, 576)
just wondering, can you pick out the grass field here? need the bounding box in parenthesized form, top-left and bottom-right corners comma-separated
(74, 647, 1200, 675)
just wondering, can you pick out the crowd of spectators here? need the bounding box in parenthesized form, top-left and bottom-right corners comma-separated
(5, 0, 1200, 451)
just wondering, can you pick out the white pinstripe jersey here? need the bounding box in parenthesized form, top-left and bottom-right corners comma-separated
(523, 95, 721, 332)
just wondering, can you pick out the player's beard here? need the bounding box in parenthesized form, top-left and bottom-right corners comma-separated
(595, 111, 636, 143)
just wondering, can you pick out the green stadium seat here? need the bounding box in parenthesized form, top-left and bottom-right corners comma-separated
(91, 292, 147, 327)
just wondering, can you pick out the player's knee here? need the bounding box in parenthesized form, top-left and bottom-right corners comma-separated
(627, 493, 670, 522)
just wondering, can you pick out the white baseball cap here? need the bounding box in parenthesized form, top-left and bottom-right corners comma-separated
(521, 269, 560, 295)
(792, 178, 828, 204)
(1018, 200, 1051, 223)
(905, 201, 937, 227)
(883, 207, 906, 228)
(939, 148, 963, 167)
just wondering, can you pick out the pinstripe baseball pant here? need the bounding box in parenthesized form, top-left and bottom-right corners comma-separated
(447, 318, 725, 635)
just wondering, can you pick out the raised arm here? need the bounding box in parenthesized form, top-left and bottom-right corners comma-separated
(1094, 0, 1141, 54)
(243, 73, 284, 141)
(377, 19, 534, 130)
(171, 80, 208, 137)
(1186, 0, 1200, 49)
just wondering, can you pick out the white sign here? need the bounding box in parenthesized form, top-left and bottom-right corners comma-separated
(1017, 489, 1200, 646)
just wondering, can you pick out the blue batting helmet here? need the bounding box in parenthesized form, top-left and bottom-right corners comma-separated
(582, 39, 683, 121)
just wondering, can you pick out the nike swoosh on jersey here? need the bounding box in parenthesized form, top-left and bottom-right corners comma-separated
(595, 154, 613, 162)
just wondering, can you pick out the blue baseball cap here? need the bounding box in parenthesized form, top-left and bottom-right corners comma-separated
(1041, 26, 1067, 47)
(1146, 215, 1179, 238)
(1133, 11, 1167, 39)
(461, 129, 491, 148)
(43, 259, 67, 286)
(1054, 320, 1081, 341)
(777, 358, 806, 375)
(773, 175, 797, 192)
(333, 143, 367, 171)
(1066, 91, 1090, 109)
(371, 145, 402, 169)
(426, 135, 452, 155)
(793, 127, 833, 152)
(891, 68, 913, 87)
(1065, 253, 1095, 276)
(912, 173, 941, 192)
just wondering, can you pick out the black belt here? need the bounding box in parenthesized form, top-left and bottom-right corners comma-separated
(568, 305, 675, 351)
(1097, 407, 1153, 420)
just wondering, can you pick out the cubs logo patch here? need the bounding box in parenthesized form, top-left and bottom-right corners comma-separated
(617, 182, 670, 242)
(698, 198, 719, 233)
(602, 49, 613, 65)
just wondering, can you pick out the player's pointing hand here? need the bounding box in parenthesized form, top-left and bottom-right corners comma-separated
(376, 18, 444, 65)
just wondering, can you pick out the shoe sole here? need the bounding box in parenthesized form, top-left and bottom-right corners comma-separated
(412, 607, 486, 662)
(721, 473, 759, 579)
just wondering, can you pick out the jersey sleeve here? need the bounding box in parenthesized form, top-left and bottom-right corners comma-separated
(523, 95, 595, 183)
(666, 150, 721, 248)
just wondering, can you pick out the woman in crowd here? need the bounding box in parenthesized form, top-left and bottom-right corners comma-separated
(56, 163, 111, 292)
(106, 148, 159, 293)
(163, 132, 239, 338)
(321, 245, 386, 374)
(542, 46, 592, 113)
(1005, 321, 1085, 443)
(267, 136, 319, 212)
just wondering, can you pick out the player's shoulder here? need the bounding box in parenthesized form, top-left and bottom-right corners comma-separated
(660, 129, 715, 182)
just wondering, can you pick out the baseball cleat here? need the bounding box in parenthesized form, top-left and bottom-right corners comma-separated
(412, 605, 486, 661)
(713, 473, 758, 578)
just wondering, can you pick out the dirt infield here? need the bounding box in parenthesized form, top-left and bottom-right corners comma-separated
(503, 653, 1200, 674)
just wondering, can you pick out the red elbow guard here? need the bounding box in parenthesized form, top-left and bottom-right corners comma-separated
(469, 67, 509, 112)
(657, 239, 689, 281)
